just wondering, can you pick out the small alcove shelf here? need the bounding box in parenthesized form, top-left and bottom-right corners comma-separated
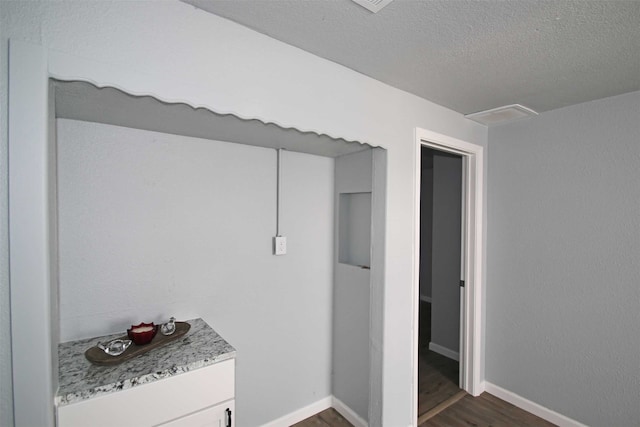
(338, 191, 372, 269)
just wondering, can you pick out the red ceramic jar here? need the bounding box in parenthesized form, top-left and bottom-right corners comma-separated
(127, 322, 157, 345)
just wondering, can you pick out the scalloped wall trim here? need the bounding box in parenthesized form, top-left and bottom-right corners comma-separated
(53, 79, 374, 158)
(47, 48, 378, 150)
(53, 78, 368, 147)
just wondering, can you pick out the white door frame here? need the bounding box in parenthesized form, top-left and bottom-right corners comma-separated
(412, 127, 484, 422)
(8, 40, 56, 427)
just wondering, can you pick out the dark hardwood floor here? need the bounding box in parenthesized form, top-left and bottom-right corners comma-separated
(291, 408, 352, 427)
(294, 301, 556, 426)
(420, 392, 557, 427)
(417, 301, 460, 418)
(295, 396, 556, 427)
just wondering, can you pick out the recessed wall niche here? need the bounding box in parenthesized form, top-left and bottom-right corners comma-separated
(338, 192, 372, 267)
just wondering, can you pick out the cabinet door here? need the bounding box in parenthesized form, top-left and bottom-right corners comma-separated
(157, 400, 234, 427)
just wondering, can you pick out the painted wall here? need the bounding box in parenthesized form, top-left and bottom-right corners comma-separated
(487, 91, 640, 426)
(420, 149, 462, 355)
(419, 151, 433, 300)
(57, 119, 335, 426)
(0, 2, 487, 425)
(430, 153, 462, 355)
(0, 3, 12, 424)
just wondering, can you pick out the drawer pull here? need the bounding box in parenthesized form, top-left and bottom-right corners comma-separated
(225, 408, 232, 427)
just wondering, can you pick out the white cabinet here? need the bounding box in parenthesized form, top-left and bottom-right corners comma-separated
(57, 359, 234, 427)
(158, 400, 234, 427)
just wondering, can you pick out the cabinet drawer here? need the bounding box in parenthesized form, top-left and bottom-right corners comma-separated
(157, 399, 234, 427)
(57, 359, 234, 427)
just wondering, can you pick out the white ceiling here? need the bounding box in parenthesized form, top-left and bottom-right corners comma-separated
(182, 0, 640, 115)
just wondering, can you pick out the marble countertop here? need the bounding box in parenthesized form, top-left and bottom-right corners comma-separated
(55, 318, 236, 406)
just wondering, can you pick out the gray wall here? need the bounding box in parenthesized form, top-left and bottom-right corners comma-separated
(487, 91, 640, 426)
(430, 153, 462, 354)
(419, 151, 433, 300)
(333, 149, 372, 421)
(56, 119, 335, 426)
(0, 3, 12, 422)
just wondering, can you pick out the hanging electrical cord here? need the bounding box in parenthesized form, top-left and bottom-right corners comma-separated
(276, 148, 283, 237)
(274, 148, 287, 255)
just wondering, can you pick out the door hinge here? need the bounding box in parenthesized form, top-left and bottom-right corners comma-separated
(225, 408, 232, 427)
(460, 280, 465, 287)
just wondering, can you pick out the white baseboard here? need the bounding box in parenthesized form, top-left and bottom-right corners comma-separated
(260, 396, 332, 427)
(420, 295, 432, 303)
(332, 396, 368, 427)
(484, 382, 587, 427)
(428, 342, 459, 361)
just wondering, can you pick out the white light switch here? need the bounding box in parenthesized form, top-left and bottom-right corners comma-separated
(274, 236, 287, 255)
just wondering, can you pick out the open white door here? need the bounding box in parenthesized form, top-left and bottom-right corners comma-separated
(413, 126, 484, 426)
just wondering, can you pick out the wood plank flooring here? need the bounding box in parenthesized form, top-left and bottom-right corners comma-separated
(295, 394, 556, 427)
(417, 390, 467, 425)
(294, 395, 556, 427)
(417, 301, 460, 418)
(291, 408, 352, 427)
(417, 349, 460, 417)
(420, 392, 557, 427)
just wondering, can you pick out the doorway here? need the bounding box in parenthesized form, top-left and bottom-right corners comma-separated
(417, 147, 463, 421)
(412, 127, 485, 426)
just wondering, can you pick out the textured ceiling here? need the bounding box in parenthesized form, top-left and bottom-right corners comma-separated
(182, 0, 640, 115)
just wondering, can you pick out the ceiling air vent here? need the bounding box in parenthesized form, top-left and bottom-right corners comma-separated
(465, 104, 538, 126)
(351, 0, 394, 13)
